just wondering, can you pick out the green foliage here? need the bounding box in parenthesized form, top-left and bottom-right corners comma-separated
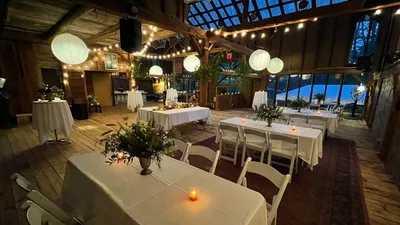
(255, 104, 284, 121)
(194, 52, 225, 84)
(291, 97, 309, 109)
(314, 93, 326, 102)
(130, 58, 148, 79)
(100, 120, 179, 169)
(169, 72, 183, 89)
(235, 60, 252, 86)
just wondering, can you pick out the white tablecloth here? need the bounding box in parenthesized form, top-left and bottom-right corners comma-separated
(283, 108, 339, 133)
(166, 88, 178, 101)
(252, 91, 268, 110)
(62, 151, 268, 225)
(32, 100, 74, 145)
(216, 117, 323, 167)
(153, 107, 212, 130)
(127, 91, 144, 111)
(136, 107, 157, 122)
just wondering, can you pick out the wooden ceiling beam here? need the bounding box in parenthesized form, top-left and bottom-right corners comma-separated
(0, 0, 11, 34)
(45, 5, 93, 41)
(75, 0, 206, 38)
(210, 35, 253, 55)
(85, 23, 119, 44)
(180, 47, 227, 57)
(224, 1, 400, 34)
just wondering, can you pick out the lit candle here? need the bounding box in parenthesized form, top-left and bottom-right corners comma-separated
(117, 152, 124, 159)
(38, 99, 42, 102)
(241, 118, 246, 124)
(317, 110, 321, 115)
(292, 126, 296, 131)
(189, 190, 198, 201)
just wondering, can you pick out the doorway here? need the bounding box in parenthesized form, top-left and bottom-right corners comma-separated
(86, 71, 113, 107)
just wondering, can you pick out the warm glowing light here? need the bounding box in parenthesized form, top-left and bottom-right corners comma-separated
(297, 23, 304, 29)
(241, 118, 246, 124)
(117, 152, 124, 159)
(261, 33, 266, 38)
(63, 73, 68, 78)
(51, 33, 88, 64)
(241, 31, 247, 37)
(251, 33, 256, 39)
(233, 33, 238, 38)
(317, 110, 321, 115)
(284, 27, 290, 33)
(115, 43, 119, 48)
(143, 30, 147, 35)
(215, 30, 221, 35)
(198, 39, 202, 44)
(184, 55, 201, 72)
(292, 126, 296, 131)
(313, 17, 318, 21)
(374, 9, 382, 15)
(249, 49, 270, 71)
(396, 9, 400, 15)
(189, 190, 198, 201)
(187, 46, 191, 51)
(223, 33, 228, 37)
(63, 65, 67, 69)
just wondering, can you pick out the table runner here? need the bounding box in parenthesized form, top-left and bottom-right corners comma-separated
(216, 117, 323, 167)
(62, 151, 268, 225)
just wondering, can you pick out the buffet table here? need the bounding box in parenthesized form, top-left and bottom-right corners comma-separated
(62, 151, 268, 225)
(32, 100, 74, 145)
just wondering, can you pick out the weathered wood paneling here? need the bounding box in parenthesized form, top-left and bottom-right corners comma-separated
(330, 15, 354, 67)
(317, 17, 337, 68)
(290, 26, 306, 71)
(302, 22, 319, 70)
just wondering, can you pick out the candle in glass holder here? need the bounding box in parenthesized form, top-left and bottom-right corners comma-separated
(317, 110, 321, 115)
(241, 118, 246, 124)
(189, 190, 198, 201)
(292, 125, 296, 131)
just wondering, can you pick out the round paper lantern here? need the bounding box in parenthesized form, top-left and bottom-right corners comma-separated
(149, 65, 163, 75)
(267, 57, 284, 74)
(51, 33, 88, 65)
(249, 49, 270, 71)
(184, 55, 201, 72)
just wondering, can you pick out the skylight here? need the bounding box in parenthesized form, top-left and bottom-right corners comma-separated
(187, 0, 348, 30)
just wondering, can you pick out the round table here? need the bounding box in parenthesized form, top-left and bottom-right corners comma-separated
(32, 100, 74, 145)
(252, 91, 268, 110)
(127, 91, 144, 111)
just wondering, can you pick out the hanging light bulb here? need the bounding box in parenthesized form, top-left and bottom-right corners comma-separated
(223, 33, 228, 37)
(251, 33, 256, 39)
(261, 33, 266, 38)
(374, 9, 382, 15)
(284, 27, 290, 33)
(241, 31, 247, 37)
(233, 33, 238, 38)
(297, 23, 304, 29)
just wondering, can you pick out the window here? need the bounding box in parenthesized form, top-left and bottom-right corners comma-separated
(287, 74, 300, 102)
(267, 76, 277, 104)
(325, 74, 341, 103)
(311, 74, 327, 103)
(299, 74, 312, 102)
(275, 75, 288, 106)
(349, 15, 380, 65)
(340, 74, 369, 105)
(41, 68, 62, 88)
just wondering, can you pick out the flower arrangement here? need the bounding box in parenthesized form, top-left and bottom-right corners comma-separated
(87, 94, 98, 105)
(100, 119, 179, 175)
(189, 94, 198, 107)
(291, 97, 309, 112)
(38, 84, 64, 101)
(255, 104, 283, 127)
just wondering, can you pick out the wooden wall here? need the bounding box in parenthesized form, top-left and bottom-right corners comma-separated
(0, 40, 61, 116)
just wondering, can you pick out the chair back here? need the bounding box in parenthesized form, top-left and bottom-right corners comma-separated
(187, 145, 221, 174)
(10, 173, 38, 192)
(22, 201, 65, 225)
(243, 128, 268, 144)
(268, 132, 299, 152)
(169, 138, 191, 163)
(27, 190, 80, 225)
(238, 161, 291, 225)
(308, 116, 327, 126)
(219, 123, 240, 140)
(289, 114, 308, 124)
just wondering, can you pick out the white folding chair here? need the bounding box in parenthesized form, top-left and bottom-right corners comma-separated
(21, 200, 65, 225)
(241, 128, 268, 167)
(267, 132, 299, 182)
(288, 114, 308, 124)
(186, 145, 221, 174)
(10, 173, 38, 192)
(237, 159, 291, 225)
(218, 123, 241, 165)
(308, 116, 328, 136)
(169, 138, 191, 163)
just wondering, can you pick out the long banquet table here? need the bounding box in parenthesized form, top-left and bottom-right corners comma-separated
(216, 117, 323, 167)
(62, 151, 268, 225)
(137, 106, 212, 130)
(282, 108, 339, 133)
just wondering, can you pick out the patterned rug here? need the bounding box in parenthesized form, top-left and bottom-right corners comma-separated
(189, 137, 369, 225)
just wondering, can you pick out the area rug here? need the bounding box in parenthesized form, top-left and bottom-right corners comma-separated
(190, 137, 369, 225)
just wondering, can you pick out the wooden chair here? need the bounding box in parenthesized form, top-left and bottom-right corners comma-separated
(237, 159, 291, 225)
(187, 145, 221, 174)
(241, 128, 268, 167)
(21, 200, 65, 225)
(288, 114, 308, 124)
(169, 138, 191, 163)
(218, 123, 241, 165)
(267, 132, 299, 182)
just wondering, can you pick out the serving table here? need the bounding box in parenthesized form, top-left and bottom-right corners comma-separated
(62, 151, 268, 225)
(216, 117, 323, 167)
(32, 100, 74, 145)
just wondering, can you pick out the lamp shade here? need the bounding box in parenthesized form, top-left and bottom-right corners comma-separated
(267, 57, 284, 74)
(0, 77, 5, 88)
(184, 55, 201, 72)
(149, 65, 163, 75)
(51, 33, 88, 65)
(249, 49, 270, 71)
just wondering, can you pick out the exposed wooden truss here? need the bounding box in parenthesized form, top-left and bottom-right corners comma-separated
(210, 35, 253, 55)
(0, 0, 11, 34)
(85, 23, 119, 44)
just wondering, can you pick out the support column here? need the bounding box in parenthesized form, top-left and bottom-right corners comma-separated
(199, 39, 209, 106)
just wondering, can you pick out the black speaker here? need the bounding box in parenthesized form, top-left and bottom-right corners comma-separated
(120, 18, 142, 53)
(356, 56, 372, 70)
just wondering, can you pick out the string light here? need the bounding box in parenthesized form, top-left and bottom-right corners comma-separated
(313, 17, 318, 21)
(297, 23, 304, 29)
(284, 27, 290, 33)
(396, 9, 400, 15)
(241, 31, 247, 37)
(251, 33, 256, 39)
(261, 33, 266, 38)
(233, 33, 238, 38)
(198, 39, 202, 44)
(374, 9, 382, 15)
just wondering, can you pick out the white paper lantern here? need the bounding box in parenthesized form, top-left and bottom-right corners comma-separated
(51, 33, 88, 65)
(249, 49, 270, 71)
(267, 57, 284, 74)
(184, 55, 201, 72)
(149, 65, 163, 75)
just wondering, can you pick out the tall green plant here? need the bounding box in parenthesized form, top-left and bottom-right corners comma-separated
(235, 61, 253, 86)
(130, 58, 148, 78)
(194, 52, 225, 84)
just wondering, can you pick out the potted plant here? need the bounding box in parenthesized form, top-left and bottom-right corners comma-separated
(255, 104, 283, 127)
(314, 93, 326, 107)
(100, 119, 179, 175)
(291, 97, 309, 112)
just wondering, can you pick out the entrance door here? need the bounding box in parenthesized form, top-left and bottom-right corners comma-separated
(91, 72, 113, 107)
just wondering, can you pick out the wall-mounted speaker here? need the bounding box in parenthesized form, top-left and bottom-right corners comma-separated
(120, 18, 142, 53)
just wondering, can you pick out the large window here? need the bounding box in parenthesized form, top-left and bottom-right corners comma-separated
(287, 75, 301, 103)
(349, 15, 380, 65)
(267, 76, 277, 104)
(299, 74, 312, 101)
(340, 74, 369, 105)
(311, 74, 327, 103)
(276, 75, 289, 106)
(325, 74, 341, 103)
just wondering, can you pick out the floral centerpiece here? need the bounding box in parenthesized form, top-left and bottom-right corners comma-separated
(291, 97, 309, 112)
(255, 104, 283, 127)
(38, 84, 64, 101)
(188, 94, 198, 107)
(87, 94, 98, 106)
(100, 119, 179, 175)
